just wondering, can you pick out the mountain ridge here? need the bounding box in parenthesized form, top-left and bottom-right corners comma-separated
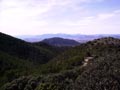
(16, 33, 120, 43)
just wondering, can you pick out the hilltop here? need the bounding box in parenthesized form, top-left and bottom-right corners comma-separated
(41, 37, 80, 47)
(88, 37, 120, 46)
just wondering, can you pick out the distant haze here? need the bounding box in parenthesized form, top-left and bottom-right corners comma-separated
(0, 0, 120, 35)
(16, 34, 120, 43)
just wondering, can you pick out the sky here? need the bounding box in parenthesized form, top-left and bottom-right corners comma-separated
(0, 0, 120, 35)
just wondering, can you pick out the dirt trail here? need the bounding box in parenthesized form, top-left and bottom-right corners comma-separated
(83, 57, 94, 66)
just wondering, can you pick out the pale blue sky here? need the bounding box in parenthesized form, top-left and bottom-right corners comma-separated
(0, 0, 120, 35)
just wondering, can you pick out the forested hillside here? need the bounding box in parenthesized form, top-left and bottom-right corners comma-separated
(0, 33, 120, 90)
(0, 32, 64, 88)
(41, 37, 80, 47)
(0, 32, 59, 64)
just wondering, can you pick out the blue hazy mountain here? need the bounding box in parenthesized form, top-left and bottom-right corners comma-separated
(16, 34, 120, 43)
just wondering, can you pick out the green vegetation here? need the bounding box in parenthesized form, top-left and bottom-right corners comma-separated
(0, 32, 57, 64)
(0, 51, 36, 87)
(0, 32, 120, 90)
(0, 32, 64, 88)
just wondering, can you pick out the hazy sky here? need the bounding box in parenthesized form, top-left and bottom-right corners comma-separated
(0, 0, 120, 35)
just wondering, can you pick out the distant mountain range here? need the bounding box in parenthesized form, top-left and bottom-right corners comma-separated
(16, 34, 120, 43)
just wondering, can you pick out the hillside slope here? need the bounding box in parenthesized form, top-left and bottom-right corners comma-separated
(0, 32, 65, 88)
(2, 37, 120, 90)
(41, 37, 80, 47)
(0, 32, 56, 64)
(0, 51, 36, 87)
(33, 42, 69, 55)
(30, 37, 120, 90)
(39, 37, 120, 73)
